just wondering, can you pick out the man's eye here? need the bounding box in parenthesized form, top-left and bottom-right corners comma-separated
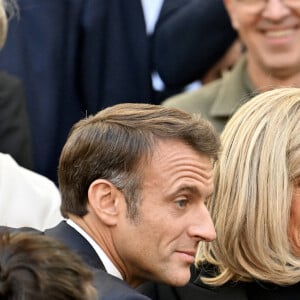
(175, 199, 188, 209)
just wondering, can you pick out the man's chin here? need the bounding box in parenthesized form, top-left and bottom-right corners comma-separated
(165, 268, 191, 286)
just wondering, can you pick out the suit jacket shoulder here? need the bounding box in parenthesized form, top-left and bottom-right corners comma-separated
(93, 269, 151, 300)
(45, 222, 152, 300)
(45, 221, 104, 269)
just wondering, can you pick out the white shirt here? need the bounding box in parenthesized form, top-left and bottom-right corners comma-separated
(140, 0, 164, 34)
(67, 219, 123, 280)
(0, 153, 63, 230)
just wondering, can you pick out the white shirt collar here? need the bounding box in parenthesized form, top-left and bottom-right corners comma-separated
(66, 219, 123, 280)
(141, 0, 164, 34)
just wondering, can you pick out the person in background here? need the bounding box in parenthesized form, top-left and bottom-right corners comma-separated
(0, 0, 236, 182)
(45, 102, 220, 299)
(149, 87, 300, 299)
(152, 0, 238, 101)
(0, 0, 63, 230)
(0, 0, 32, 168)
(163, 0, 300, 133)
(0, 231, 97, 299)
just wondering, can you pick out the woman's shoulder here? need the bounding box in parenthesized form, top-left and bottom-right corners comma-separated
(192, 262, 300, 300)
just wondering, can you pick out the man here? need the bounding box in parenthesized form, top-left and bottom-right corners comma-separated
(45, 103, 220, 299)
(162, 0, 300, 132)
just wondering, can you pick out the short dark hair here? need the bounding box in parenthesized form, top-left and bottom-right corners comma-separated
(59, 103, 220, 218)
(0, 232, 96, 299)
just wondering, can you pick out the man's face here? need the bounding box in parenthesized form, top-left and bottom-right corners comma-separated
(289, 176, 300, 256)
(113, 139, 216, 287)
(225, 0, 300, 77)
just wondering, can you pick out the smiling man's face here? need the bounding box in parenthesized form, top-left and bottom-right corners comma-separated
(225, 0, 300, 77)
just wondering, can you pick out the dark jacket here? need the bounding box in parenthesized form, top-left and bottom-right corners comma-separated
(153, 0, 237, 88)
(45, 221, 151, 300)
(0, 0, 151, 182)
(0, 0, 238, 182)
(140, 264, 300, 300)
(0, 71, 32, 168)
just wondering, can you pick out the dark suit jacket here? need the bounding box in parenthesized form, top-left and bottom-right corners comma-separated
(45, 221, 151, 300)
(153, 0, 237, 88)
(0, 0, 152, 182)
(0, 71, 32, 169)
(0, 0, 237, 181)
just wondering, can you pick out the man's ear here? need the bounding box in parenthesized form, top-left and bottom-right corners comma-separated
(87, 179, 121, 226)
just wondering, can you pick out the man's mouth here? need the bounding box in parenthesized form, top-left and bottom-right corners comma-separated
(175, 250, 196, 264)
(265, 29, 295, 38)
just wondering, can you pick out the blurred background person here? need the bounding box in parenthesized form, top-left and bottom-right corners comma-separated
(0, 231, 97, 299)
(152, 0, 238, 101)
(163, 0, 300, 133)
(0, 0, 32, 168)
(0, 0, 236, 182)
(0, 0, 63, 230)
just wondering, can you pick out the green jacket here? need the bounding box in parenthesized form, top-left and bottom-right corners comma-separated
(163, 56, 257, 132)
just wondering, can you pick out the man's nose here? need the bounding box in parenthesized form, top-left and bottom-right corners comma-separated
(188, 205, 216, 242)
(262, 0, 290, 20)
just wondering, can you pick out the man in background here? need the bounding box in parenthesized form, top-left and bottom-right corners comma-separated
(163, 0, 300, 132)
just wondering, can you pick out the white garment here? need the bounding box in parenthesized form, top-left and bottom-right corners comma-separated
(140, 0, 164, 34)
(0, 153, 63, 230)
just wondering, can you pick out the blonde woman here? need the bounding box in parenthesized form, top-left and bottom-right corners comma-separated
(191, 87, 300, 299)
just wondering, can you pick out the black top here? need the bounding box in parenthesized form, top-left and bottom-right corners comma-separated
(0, 71, 32, 169)
(140, 263, 300, 300)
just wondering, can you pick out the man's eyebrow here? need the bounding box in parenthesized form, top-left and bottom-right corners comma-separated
(173, 185, 201, 197)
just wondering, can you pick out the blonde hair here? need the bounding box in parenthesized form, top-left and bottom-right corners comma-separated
(197, 87, 300, 286)
(0, 0, 7, 48)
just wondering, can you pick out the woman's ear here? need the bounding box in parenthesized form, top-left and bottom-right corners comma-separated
(87, 179, 120, 226)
